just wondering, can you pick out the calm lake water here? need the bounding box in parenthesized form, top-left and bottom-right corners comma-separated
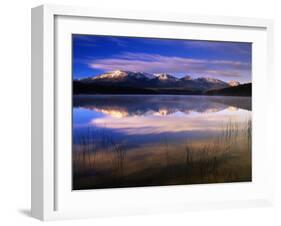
(72, 95, 252, 190)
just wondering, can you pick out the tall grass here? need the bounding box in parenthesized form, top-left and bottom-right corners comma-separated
(73, 126, 127, 189)
(73, 119, 251, 189)
(181, 119, 251, 184)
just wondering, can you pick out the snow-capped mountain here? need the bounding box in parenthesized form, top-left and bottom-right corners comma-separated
(91, 70, 156, 81)
(195, 77, 226, 84)
(154, 73, 178, 81)
(94, 70, 129, 79)
(191, 77, 229, 90)
(228, 80, 240, 87)
(78, 70, 239, 92)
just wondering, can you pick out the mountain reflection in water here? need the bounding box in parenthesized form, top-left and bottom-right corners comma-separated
(73, 95, 251, 116)
(73, 95, 251, 135)
(72, 95, 252, 190)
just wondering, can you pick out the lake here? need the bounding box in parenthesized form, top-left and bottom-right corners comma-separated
(72, 95, 252, 190)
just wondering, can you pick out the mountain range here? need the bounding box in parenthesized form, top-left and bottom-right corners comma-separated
(73, 70, 250, 96)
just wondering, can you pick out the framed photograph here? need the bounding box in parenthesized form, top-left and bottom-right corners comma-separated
(31, 4, 274, 221)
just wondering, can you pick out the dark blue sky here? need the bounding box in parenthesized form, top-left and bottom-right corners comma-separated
(73, 34, 252, 83)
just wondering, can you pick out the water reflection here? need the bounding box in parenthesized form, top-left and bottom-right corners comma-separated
(73, 95, 251, 117)
(73, 95, 252, 190)
(73, 95, 251, 135)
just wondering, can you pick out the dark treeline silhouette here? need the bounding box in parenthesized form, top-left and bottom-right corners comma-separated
(73, 81, 201, 95)
(205, 83, 251, 96)
(73, 81, 251, 96)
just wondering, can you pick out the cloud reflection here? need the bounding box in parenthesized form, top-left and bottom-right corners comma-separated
(90, 108, 250, 135)
(73, 95, 251, 136)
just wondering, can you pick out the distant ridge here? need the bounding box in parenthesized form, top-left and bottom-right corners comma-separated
(74, 70, 248, 96)
(204, 83, 252, 96)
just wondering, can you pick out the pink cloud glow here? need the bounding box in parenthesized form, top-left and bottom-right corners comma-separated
(88, 52, 251, 80)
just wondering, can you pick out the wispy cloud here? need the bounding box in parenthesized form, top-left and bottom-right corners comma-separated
(88, 52, 251, 80)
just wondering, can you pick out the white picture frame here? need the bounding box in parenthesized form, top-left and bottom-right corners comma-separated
(31, 4, 274, 221)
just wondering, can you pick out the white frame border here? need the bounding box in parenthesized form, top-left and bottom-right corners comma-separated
(31, 4, 274, 221)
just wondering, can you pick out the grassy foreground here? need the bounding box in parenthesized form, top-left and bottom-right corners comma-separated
(73, 120, 251, 190)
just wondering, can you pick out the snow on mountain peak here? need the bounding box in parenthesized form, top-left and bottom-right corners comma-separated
(93, 70, 158, 80)
(228, 80, 240, 86)
(97, 70, 128, 79)
(197, 77, 224, 84)
(140, 72, 156, 80)
(113, 69, 126, 75)
(154, 73, 177, 81)
(84, 71, 238, 90)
